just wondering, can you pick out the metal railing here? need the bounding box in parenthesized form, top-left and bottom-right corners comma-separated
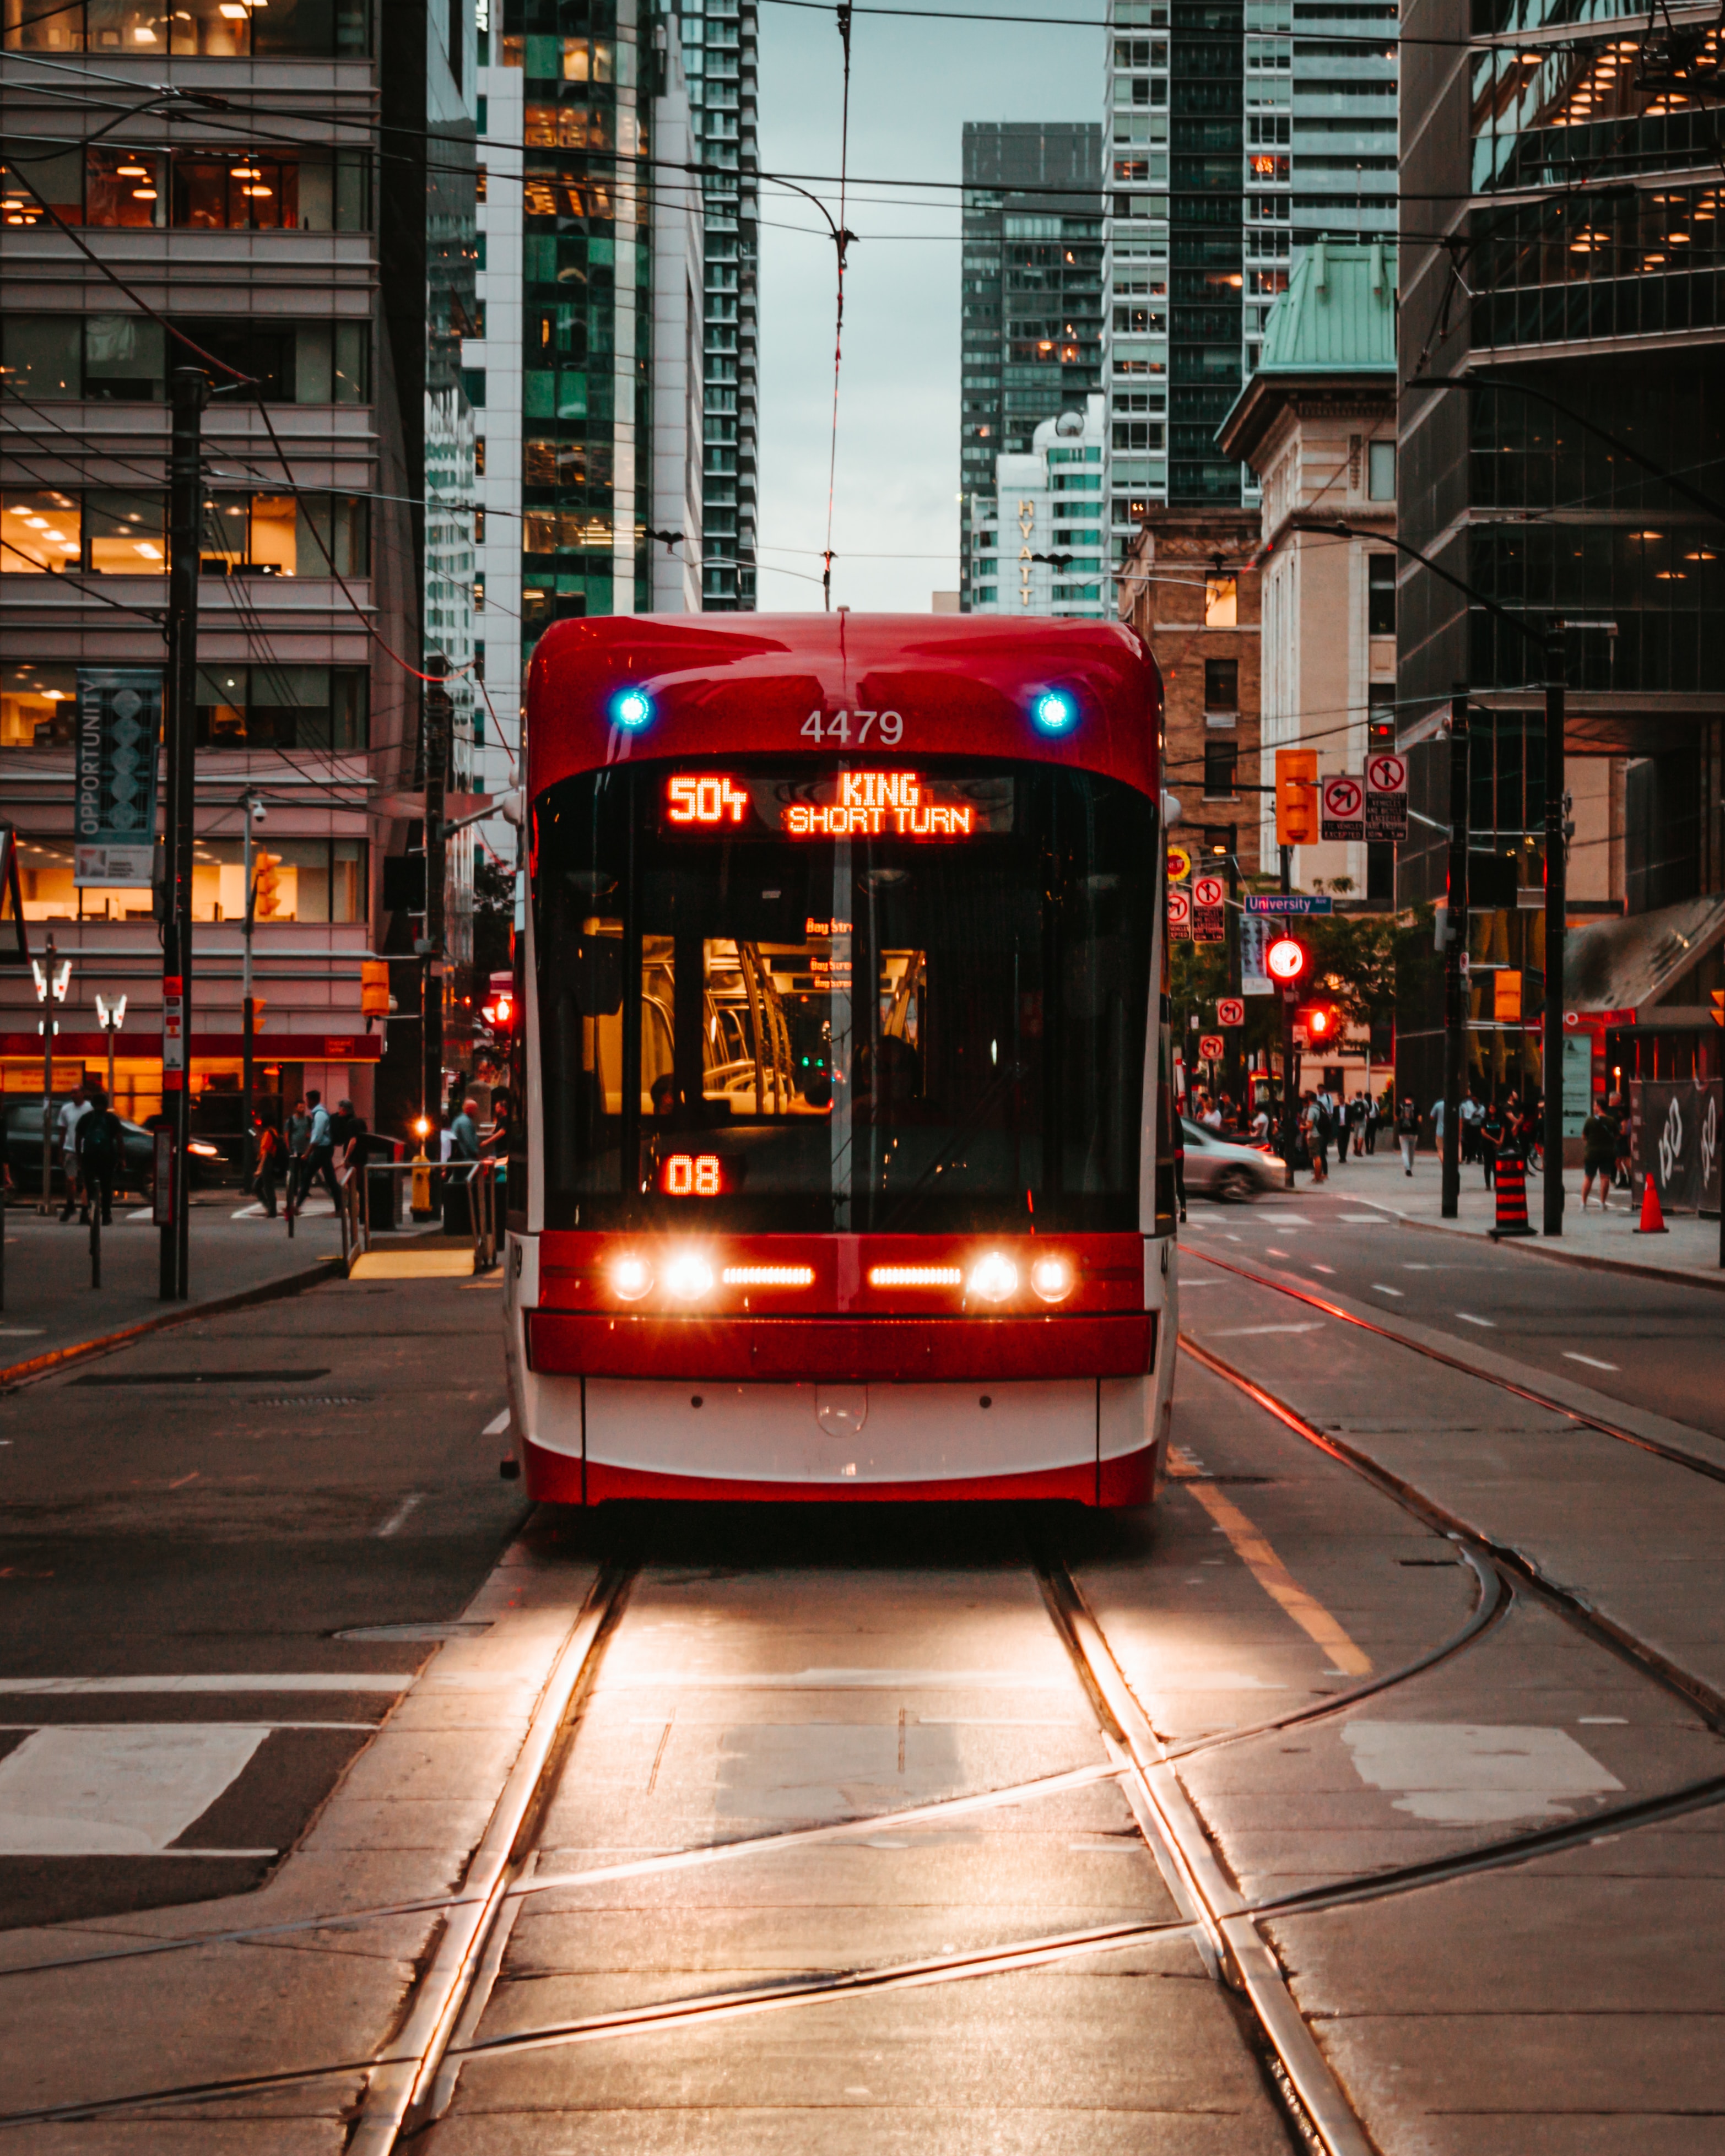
(337, 1154, 499, 1276)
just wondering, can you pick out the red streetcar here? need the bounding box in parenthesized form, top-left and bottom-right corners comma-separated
(501, 613, 1179, 1504)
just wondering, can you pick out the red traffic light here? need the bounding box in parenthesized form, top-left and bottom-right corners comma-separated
(482, 990, 515, 1030)
(1301, 1004, 1335, 1041)
(1266, 935, 1308, 984)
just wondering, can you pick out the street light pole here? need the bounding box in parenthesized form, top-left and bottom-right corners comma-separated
(1224, 820, 1242, 1120)
(34, 933, 69, 1215)
(1441, 687, 1470, 1220)
(1543, 627, 1567, 1237)
(242, 790, 257, 1189)
(159, 365, 207, 1301)
(1278, 843, 1297, 1167)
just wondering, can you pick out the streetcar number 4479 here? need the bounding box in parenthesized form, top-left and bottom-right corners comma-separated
(802, 709, 904, 746)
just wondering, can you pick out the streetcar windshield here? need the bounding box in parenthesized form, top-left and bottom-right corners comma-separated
(533, 757, 1156, 1233)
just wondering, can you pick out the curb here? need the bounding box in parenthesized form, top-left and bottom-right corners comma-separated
(0, 1256, 344, 1390)
(1340, 1195, 1725, 1296)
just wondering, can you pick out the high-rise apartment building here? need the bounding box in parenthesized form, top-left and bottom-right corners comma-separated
(958, 122, 1104, 611)
(678, 0, 758, 609)
(1396, 0, 1724, 1112)
(966, 395, 1108, 618)
(1102, 0, 1394, 552)
(0, 0, 479, 1134)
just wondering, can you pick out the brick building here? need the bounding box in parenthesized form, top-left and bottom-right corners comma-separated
(1118, 507, 1261, 879)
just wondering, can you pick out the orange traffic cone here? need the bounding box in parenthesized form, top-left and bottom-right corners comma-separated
(1634, 1173, 1669, 1236)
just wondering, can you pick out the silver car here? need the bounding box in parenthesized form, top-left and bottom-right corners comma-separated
(1180, 1117, 1287, 1201)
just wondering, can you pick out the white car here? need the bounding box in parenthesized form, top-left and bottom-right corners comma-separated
(1180, 1117, 1288, 1201)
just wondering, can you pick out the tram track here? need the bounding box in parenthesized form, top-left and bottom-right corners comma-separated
(7, 1341, 1725, 2149)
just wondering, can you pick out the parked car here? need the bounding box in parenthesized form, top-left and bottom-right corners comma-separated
(3, 1096, 159, 1198)
(1181, 1116, 1286, 1201)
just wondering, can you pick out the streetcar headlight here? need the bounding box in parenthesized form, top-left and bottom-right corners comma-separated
(1032, 690, 1075, 735)
(967, 1251, 1019, 1304)
(610, 1254, 653, 1302)
(1029, 1254, 1074, 1304)
(663, 1250, 715, 1301)
(611, 686, 654, 732)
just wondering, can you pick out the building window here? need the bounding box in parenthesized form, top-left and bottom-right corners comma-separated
(4, 0, 369, 57)
(1204, 575, 1237, 627)
(1368, 554, 1396, 635)
(1367, 438, 1395, 501)
(194, 664, 369, 751)
(1203, 657, 1239, 712)
(1203, 740, 1239, 798)
(73, 147, 371, 232)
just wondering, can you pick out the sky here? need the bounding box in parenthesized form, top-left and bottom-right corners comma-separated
(753, 0, 1105, 614)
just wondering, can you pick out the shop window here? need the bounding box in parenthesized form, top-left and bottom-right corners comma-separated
(6, 0, 367, 56)
(1203, 740, 1239, 798)
(198, 493, 368, 578)
(85, 489, 166, 572)
(0, 148, 84, 220)
(0, 317, 81, 400)
(85, 313, 166, 399)
(0, 489, 83, 572)
(187, 837, 367, 922)
(195, 664, 368, 750)
(85, 146, 165, 227)
(1368, 554, 1396, 635)
(1, 663, 78, 747)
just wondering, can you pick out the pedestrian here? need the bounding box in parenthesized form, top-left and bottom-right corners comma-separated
(1429, 1093, 1447, 1153)
(57, 1080, 90, 1223)
(1580, 1097, 1619, 1209)
(1306, 1094, 1330, 1183)
(1250, 1098, 1270, 1145)
(1200, 1097, 1223, 1134)
(252, 1113, 283, 1217)
(74, 1086, 122, 1225)
(1364, 1092, 1381, 1155)
(285, 1096, 311, 1204)
(1394, 1096, 1420, 1175)
(1479, 1097, 1507, 1189)
(299, 1088, 339, 1207)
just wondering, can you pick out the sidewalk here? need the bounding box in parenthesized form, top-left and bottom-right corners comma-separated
(0, 1196, 345, 1379)
(1289, 1144, 1724, 1285)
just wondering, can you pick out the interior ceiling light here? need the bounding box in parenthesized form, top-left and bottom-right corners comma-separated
(116, 162, 148, 176)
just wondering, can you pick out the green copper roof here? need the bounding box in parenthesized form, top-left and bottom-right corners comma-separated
(1257, 239, 1397, 374)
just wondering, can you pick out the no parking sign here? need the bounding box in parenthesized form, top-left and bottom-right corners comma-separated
(1321, 774, 1365, 843)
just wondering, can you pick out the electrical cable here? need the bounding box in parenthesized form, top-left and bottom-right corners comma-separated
(821, 0, 853, 611)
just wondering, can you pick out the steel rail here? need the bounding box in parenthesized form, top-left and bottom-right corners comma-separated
(1188, 1245, 1725, 1488)
(1037, 1556, 1377, 2156)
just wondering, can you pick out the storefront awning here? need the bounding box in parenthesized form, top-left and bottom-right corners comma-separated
(1564, 895, 1725, 1018)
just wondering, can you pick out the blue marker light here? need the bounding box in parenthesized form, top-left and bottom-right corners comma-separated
(1033, 690, 1075, 734)
(612, 687, 654, 731)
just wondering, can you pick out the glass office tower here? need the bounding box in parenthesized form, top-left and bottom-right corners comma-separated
(959, 121, 1105, 610)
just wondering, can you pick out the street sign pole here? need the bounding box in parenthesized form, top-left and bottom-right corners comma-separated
(159, 365, 207, 1302)
(1224, 821, 1242, 1117)
(1442, 687, 1470, 1220)
(1278, 846, 1296, 1168)
(1543, 629, 1567, 1237)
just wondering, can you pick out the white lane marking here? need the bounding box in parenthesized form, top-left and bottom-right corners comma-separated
(1371, 1285, 1405, 1297)
(1310, 1263, 1337, 1274)
(482, 1408, 512, 1437)
(1177, 1279, 1223, 1287)
(1402, 1263, 1438, 1270)
(1338, 1214, 1387, 1224)
(1564, 1352, 1620, 1372)
(1343, 1722, 1622, 1825)
(0, 1328, 45, 1337)
(125, 1209, 155, 1222)
(1206, 1323, 1325, 1337)
(1265, 1247, 1291, 1258)
(376, 1492, 426, 1539)
(0, 1675, 415, 1694)
(1456, 1312, 1497, 1328)
(1578, 1716, 1628, 1725)
(0, 1724, 270, 1856)
(1263, 1214, 1314, 1225)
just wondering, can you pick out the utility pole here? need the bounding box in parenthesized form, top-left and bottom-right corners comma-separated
(1224, 820, 1242, 1121)
(423, 661, 450, 1137)
(1441, 686, 1470, 1220)
(1278, 842, 1297, 1167)
(159, 366, 206, 1301)
(1542, 626, 1567, 1237)
(241, 789, 257, 1189)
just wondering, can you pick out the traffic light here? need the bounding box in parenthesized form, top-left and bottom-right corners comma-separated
(1275, 749, 1318, 846)
(1266, 934, 1309, 985)
(1299, 1004, 1337, 1043)
(481, 969, 516, 1035)
(251, 849, 283, 920)
(360, 960, 391, 1018)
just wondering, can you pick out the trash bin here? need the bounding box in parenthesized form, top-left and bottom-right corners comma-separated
(367, 1163, 402, 1231)
(442, 1168, 473, 1237)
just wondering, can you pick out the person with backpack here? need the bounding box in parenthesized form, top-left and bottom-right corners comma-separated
(74, 1086, 122, 1225)
(1394, 1097, 1420, 1175)
(251, 1112, 283, 1217)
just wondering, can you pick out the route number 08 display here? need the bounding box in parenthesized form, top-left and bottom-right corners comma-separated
(661, 1153, 726, 1196)
(801, 709, 904, 746)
